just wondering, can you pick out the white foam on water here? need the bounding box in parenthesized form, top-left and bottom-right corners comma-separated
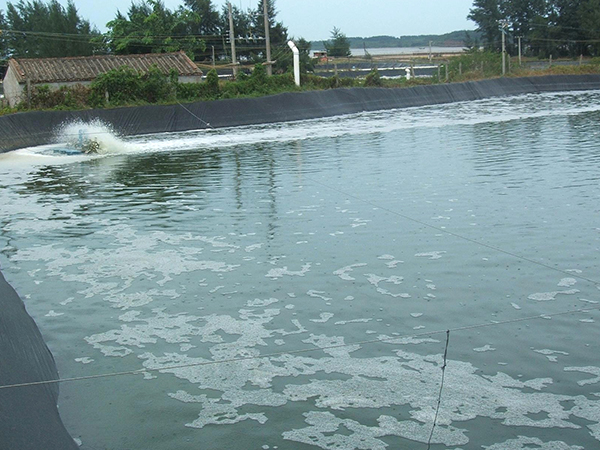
(415, 251, 446, 260)
(334, 318, 372, 326)
(333, 264, 368, 281)
(473, 345, 496, 352)
(265, 263, 312, 279)
(534, 349, 569, 363)
(365, 274, 410, 298)
(74, 357, 94, 364)
(558, 278, 578, 287)
(482, 436, 584, 450)
(564, 367, 600, 386)
(310, 313, 335, 323)
(528, 289, 580, 301)
(248, 298, 279, 307)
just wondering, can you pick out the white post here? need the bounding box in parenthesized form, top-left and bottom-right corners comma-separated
(288, 40, 300, 86)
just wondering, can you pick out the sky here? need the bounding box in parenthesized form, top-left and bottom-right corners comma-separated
(0, 0, 477, 41)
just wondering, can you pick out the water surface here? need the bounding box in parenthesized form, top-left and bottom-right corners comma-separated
(1, 91, 599, 449)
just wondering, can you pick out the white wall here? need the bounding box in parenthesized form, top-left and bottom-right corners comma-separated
(179, 75, 203, 83)
(3, 67, 24, 108)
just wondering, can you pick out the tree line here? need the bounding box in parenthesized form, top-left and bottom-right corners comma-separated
(0, 0, 326, 72)
(468, 0, 600, 57)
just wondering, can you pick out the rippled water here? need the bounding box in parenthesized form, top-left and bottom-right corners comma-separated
(1, 91, 600, 450)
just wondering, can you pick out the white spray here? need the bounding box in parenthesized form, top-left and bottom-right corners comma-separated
(54, 119, 131, 155)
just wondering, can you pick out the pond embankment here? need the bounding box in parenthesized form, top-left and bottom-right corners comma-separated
(1, 74, 600, 153)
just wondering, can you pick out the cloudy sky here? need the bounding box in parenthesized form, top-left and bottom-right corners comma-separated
(0, 0, 477, 41)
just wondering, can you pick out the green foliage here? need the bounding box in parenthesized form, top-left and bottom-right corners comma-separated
(364, 68, 382, 87)
(3, 0, 100, 58)
(469, 0, 600, 57)
(446, 50, 503, 81)
(464, 31, 480, 52)
(324, 27, 351, 58)
(104, 0, 205, 57)
(204, 68, 221, 97)
(468, 0, 503, 51)
(251, 0, 288, 53)
(140, 66, 175, 103)
(0, 10, 8, 60)
(21, 83, 91, 110)
(301, 74, 360, 90)
(90, 66, 143, 107)
(220, 64, 296, 98)
(182, 0, 220, 60)
(250, 63, 267, 84)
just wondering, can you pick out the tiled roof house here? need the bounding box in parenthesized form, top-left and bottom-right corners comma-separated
(3, 51, 203, 107)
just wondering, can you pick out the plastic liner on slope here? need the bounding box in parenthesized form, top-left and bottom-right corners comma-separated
(1, 74, 600, 153)
(0, 269, 79, 450)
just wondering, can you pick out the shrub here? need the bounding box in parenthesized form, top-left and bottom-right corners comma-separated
(140, 66, 175, 103)
(203, 69, 221, 99)
(90, 66, 143, 107)
(445, 51, 503, 82)
(21, 84, 92, 110)
(175, 81, 204, 101)
(364, 68, 382, 87)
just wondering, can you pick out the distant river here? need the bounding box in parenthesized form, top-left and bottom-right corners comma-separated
(1, 90, 599, 449)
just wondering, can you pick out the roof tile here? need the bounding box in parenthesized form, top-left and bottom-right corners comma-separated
(8, 51, 202, 84)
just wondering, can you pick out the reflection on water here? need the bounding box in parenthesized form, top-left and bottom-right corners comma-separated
(1, 91, 600, 449)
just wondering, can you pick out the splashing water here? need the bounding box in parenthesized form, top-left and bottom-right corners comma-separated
(54, 119, 130, 155)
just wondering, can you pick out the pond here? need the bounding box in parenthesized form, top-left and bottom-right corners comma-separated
(1, 90, 599, 449)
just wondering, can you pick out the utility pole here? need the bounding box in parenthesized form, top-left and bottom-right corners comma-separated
(227, 2, 238, 78)
(500, 20, 508, 76)
(517, 36, 522, 66)
(263, 0, 273, 76)
(429, 40, 433, 62)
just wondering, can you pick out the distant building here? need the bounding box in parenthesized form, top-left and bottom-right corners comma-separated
(2, 51, 203, 107)
(313, 51, 328, 62)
